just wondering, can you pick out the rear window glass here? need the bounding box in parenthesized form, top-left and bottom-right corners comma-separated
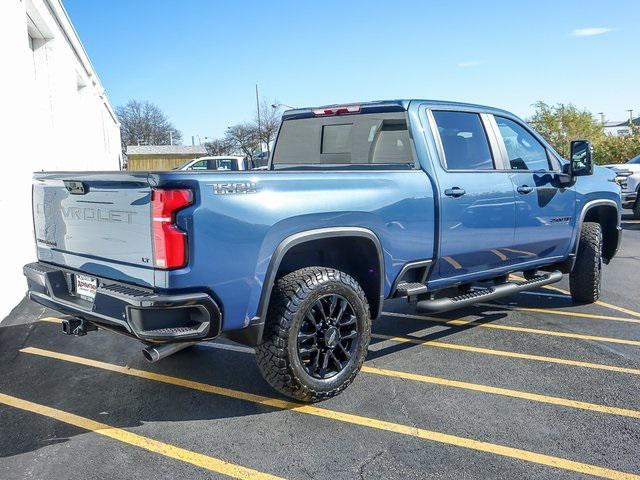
(272, 112, 414, 167)
(432, 111, 494, 170)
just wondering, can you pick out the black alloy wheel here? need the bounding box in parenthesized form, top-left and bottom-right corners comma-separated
(296, 294, 358, 380)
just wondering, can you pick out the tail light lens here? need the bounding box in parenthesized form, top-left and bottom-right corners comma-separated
(151, 188, 193, 269)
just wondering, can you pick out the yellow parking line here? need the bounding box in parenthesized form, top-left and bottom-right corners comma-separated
(370, 334, 640, 376)
(158, 340, 640, 418)
(509, 275, 640, 319)
(490, 249, 508, 261)
(0, 392, 282, 480)
(382, 312, 640, 347)
(482, 304, 640, 325)
(361, 365, 640, 419)
(19, 347, 640, 480)
(40, 317, 62, 324)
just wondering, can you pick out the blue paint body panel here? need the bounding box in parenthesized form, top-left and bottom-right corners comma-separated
(30, 99, 621, 334)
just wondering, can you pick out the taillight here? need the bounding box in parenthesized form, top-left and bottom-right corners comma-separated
(312, 105, 361, 116)
(151, 188, 193, 269)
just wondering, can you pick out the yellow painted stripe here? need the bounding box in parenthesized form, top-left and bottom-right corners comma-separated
(382, 311, 640, 347)
(509, 275, 640, 320)
(40, 317, 62, 324)
(361, 365, 640, 419)
(19, 347, 640, 480)
(39, 316, 640, 374)
(490, 249, 508, 261)
(370, 334, 640, 376)
(0, 392, 282, 480)
(442, 256, 462, 269)
(501, 248, 536, 257)
(482, 304, 640, 325)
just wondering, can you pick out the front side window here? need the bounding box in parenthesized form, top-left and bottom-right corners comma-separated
(432, 111, 494, 170)
(272, 112, 414, 167)
(495, 116, 551, 171)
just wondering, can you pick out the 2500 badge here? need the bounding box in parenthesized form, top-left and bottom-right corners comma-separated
(210, 182, 257, 195)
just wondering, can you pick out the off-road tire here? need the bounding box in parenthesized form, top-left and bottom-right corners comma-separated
(256, 267, 371, 402)
(569, 222, 602, 303)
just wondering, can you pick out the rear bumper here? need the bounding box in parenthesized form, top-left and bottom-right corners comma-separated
(24, 262, 221, 343)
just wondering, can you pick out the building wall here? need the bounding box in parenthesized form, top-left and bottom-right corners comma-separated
(0, 0, 121, 320)
(128, 155, 200, 171)
(604, 125, 632, 137)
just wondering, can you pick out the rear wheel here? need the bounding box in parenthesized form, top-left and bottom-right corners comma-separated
(569, 222, 602, 303)
(256, 267, 371, 402)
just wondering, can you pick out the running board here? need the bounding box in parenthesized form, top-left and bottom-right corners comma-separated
(415, 271, 563, 314)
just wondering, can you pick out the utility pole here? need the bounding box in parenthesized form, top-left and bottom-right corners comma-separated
(169, 130, 173, 146)
(256, 84, 263, 156)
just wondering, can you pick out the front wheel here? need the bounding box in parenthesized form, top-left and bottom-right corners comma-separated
(256, 267, 371, 402)
(569, 222, 602, 303)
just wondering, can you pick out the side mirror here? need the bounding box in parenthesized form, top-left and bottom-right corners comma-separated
(569, 140, 593, 177)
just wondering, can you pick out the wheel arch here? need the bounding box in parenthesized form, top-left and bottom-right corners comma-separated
(257, 228, 385, 327)
(573, 199, 621, 264)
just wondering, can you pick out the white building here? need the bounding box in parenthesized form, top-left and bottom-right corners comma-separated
(602, 117, 640, 137)
(0, 0, 121, 320)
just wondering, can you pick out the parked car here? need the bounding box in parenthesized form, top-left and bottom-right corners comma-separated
(606, 154, 640, 217)
(24, 99, 621, 402)
(176, 156, 249, 171)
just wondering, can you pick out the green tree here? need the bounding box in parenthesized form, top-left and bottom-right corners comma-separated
(528, 102, 604, 158)
(595, 126, 640, 165)
(528, 101, 640, 165)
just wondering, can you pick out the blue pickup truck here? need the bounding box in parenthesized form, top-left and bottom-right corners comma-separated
(24, 100, 621, 401)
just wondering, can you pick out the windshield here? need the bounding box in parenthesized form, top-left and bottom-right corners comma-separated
(629, 155, 640, 164)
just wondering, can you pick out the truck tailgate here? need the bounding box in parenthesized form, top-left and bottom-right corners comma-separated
(32, 172, 155, 286)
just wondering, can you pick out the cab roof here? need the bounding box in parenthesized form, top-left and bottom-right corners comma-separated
(281, 99, 514, 120)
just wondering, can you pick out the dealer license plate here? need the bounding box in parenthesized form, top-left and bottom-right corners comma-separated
(75, 274, 97, 301)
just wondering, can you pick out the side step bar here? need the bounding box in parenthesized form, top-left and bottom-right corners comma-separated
(415, 271, 563, 314)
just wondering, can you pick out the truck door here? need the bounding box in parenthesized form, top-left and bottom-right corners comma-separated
(491, 115, 576, 262)
(428, 110, 517, 283)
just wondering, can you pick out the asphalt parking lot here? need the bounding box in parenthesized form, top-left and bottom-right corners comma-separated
(1, 214, 640, 480)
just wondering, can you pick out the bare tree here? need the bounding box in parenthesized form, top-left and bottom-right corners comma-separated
(224, 123, 260, 158)
(116, 100, 182, 150)
(203, 138, 234, 156)
(254, 99, 283, 156)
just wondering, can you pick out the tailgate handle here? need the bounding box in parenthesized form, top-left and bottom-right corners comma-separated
(64, 181, 87, 195)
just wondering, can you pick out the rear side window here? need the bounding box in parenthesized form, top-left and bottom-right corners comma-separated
(495, 116, 551, 171)
(432, 111, 494, 170)
(272, 112, 414, 167)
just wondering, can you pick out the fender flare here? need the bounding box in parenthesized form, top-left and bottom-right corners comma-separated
(255, 227, 385, 325)
(569, 199, 621, 261)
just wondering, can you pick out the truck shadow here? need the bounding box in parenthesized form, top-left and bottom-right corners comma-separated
(0, 286, 602, 460)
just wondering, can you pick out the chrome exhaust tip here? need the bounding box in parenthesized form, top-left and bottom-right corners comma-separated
(142, 342, 195, 363)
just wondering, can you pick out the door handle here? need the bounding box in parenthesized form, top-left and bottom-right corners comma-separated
(517, 185, 534, 194)
(444, 187, 466, 198)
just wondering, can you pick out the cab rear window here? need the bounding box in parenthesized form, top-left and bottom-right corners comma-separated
(272, 112, 414, 168)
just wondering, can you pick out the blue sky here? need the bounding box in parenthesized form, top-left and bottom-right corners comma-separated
(65, 0, 639, 143)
